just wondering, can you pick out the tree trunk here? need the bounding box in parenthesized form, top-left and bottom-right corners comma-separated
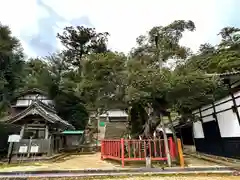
(160, 113, 171, 167)
(126, 106, 132, 136)
(142, 105, 153, 139)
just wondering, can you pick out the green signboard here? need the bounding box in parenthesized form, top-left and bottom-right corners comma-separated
(99, 122, 105, 127)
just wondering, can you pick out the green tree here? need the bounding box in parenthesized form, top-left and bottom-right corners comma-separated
(127, 20, 196, 139)
(57, 26, 109, 69)
(45, 53, 89, 130)
(179, 26, 240, 74)
(79, 52, 127, 111)
(0, 23, 24, 116)
(22, 58, 52, 91)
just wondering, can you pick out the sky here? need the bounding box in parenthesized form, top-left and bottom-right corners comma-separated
(0, 0, 240, 57)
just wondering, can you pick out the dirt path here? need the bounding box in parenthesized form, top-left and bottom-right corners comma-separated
(0, 153, 227, 172)
(39, 153, 118, 170)
(0, 153, 118, 172)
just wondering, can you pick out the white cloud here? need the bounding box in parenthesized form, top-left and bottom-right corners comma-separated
(0, 0, 237, 56)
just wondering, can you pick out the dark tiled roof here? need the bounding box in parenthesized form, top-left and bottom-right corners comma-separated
(14, 88, 48, 100)
(36, 99, 56, 113)
(5, 101, 74, 130)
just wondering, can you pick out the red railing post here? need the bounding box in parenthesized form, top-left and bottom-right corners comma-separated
(169, 137, 175, 159)
(101, 138, 175, 165)
(121, 138, 125, 168)
(101, 140, 104, 160)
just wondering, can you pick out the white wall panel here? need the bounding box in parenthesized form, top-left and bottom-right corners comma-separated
(234, 90, 240, 106)
(214, 95, 231, 107)
(215, 99, 233, 112)
(16, 100, 30, 106)
(217, 108, 240, 137)
(233, 90, 240, 98)
(235, 96, 240, 106)
(21, 94, 48, 100)
(41, 100, 53, 105)
(193, 121, 204, 138)
(192, 90, 240, 138)
(201, 106, 214, 123)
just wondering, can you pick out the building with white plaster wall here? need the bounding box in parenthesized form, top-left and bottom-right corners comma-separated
(171, 71, 240, 159)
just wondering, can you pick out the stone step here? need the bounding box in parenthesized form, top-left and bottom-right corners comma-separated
(104, 122, 127, 139)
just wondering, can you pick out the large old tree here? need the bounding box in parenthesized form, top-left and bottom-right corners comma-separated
(0, 21, 239, 142)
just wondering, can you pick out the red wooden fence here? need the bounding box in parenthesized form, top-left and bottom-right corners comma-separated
(101, 137, 177, 167)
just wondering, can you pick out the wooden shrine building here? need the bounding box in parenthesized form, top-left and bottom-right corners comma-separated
(3, 89, 75, 158)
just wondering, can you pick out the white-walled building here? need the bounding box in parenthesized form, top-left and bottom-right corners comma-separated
(171, 71, 240, 159)
(191, 90, 240, 158)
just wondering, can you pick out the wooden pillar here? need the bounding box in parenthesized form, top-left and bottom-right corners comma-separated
(212, 102, 221, 133)
(199, 108, 203, 123)
(191, 125, 197, 152)
(20, 125, 25, 139)
(47, 135, 52, 156)
(27, 137, 32, 158)
(45, 125, 49, 139)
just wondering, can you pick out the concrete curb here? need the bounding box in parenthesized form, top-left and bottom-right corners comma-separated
(0, 170, 235, 179)
(0, 166, 235, 174)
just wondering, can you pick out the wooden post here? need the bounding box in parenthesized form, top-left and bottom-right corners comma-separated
(45, 125, 49, 139)
(27, 137, 32, 158)
(177, 138, 184, 168)
(160, 114, 171, 167)
(101, 140, 104, 160)
(47, 135, 52, 156)
(121, 138, 125, 168)
(20, 125, 25, 139)
(7, 142, 14, 164)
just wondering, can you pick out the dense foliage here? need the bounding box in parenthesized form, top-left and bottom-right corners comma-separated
(0, 21, 239, 136)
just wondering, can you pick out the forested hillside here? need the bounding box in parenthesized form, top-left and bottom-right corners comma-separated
(0, 21, 240, 137)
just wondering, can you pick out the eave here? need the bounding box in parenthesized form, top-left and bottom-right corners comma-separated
(5, 101, 74, 130)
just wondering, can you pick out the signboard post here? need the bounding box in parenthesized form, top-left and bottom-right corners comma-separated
(30, 146, 39, 153)
(19, 146, 28, 153)
(7, 134, 21, 164)
(8, 134, 21, 143)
